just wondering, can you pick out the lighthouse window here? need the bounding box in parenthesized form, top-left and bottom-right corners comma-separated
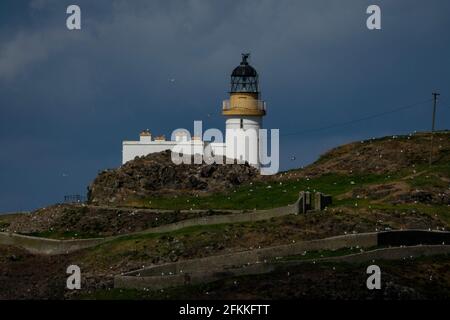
(240, 119, 243, 129)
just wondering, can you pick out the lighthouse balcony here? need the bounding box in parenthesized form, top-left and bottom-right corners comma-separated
(222, 99, 266, 116)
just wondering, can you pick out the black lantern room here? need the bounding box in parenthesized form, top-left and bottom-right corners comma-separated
(230, 53, 259, 93)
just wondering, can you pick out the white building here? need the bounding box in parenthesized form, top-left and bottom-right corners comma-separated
(122, 53, 267, 168)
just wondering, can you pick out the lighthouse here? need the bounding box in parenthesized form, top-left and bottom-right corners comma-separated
(222, 53, 266, 167)
(123, 53, 270, 170)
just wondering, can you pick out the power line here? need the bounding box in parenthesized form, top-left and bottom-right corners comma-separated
(281, 98, 432, 137)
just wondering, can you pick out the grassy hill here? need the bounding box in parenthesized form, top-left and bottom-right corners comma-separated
(1, 131, 449, 300)
(2, 131, 449, 238)
(124, 131, 450, 212)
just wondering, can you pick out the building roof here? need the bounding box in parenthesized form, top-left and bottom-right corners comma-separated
(231, 53, 258, 78)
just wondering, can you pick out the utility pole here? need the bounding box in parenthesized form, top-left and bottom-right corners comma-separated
(429, 92, 440, 166)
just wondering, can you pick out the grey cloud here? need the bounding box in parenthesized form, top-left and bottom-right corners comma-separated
(0, 31, 51, 80)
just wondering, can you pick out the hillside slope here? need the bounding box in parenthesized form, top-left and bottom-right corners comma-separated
(1, 131, 449, 237)
(1, 131, 450, 300)
(282, 131, 450, 178)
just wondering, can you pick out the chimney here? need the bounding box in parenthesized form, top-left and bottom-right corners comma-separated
(154, 135, 166, 142)
(139, 129, 152, 143)
(175, 131, 189, 142)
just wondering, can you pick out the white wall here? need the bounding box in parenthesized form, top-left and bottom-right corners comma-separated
(210, 142, 225, 157)
(122, 141, 204, 164)
(225, 116, 262, 167)
(123, 116, 263, 168)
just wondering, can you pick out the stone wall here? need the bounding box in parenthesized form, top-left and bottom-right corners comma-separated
(116, 244, 450, 291)
(131, 204, 296, 236)
(114, 231, 450, 291)
(115, 232, 378, 289)
(0, 201, 298, 255)
(322, 245, 450, 264)
(296, 191, 332, 213)
(0, 232, 105, 255)
(378, 230, 450, 246)
(115, 263, 278, 290)
(126, 232, 377, 277)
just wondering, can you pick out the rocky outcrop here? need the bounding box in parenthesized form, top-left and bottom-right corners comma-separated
(88, 150, 258, 205)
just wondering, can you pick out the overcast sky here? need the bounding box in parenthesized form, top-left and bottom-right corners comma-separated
(1, 0, 449, 212)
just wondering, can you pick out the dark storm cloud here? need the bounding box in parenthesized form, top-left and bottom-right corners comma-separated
(1, 0, 449, 211)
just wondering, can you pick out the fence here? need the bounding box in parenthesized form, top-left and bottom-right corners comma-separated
(64, 195, 86, 204)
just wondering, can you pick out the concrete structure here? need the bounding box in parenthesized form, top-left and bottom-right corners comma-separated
(114, 231, 450, 291)
(296, 191, 332, 214)
(314, 192, 332, 211)
(0, 232, 105, 255)
(122, 54, 266, 168)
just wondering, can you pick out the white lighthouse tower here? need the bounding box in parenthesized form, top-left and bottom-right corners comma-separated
(122, 54, 269, 169)
(222, 54, 266, 167)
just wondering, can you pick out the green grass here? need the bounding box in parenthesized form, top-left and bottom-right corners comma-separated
(22, 230, 101, 240)
(125, 173, 400, 210)
(84, 221, 251, 258)
(407, 165, 450, 189)
(78, 222, 241, 267)
(77, 215, 321, 271)
(0, 221, 10, 230)
(78, 208, 410, 274)
(334, 199, 450, 225)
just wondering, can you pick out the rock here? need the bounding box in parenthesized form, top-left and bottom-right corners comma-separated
(87, 150, 258, 205)
(398, 191, 433, 204)
(8, 255, 20, 262)
(200, 164, 217, 178)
